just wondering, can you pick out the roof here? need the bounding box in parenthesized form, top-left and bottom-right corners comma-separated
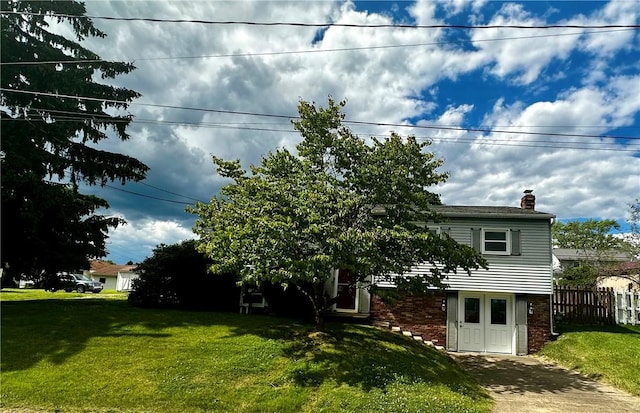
(89, 260, 137, 276)
(553, 248, 631, 262)
(430, 205, 555, 220)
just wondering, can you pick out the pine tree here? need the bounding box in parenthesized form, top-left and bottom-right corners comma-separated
(1, 1, 148, 285)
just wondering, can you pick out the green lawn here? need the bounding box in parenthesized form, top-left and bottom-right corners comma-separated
(1, 289, 492, 413)
(539, 323, 640, 396)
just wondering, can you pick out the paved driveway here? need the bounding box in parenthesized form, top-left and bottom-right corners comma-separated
(452, 353, 640, 413)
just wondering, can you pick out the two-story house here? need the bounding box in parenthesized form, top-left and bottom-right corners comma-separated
(329, 191, 555, 355)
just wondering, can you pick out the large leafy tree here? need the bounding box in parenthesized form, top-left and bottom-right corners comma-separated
(1, 1, 148, 285)
(552, 219, 627, 286)
(191, 98, 484, 330)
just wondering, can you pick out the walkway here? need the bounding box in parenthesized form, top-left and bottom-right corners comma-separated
(452, 353, 640, 413)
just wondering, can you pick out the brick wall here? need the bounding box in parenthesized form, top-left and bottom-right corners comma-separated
(370, 292, 447, 344)
(527, 294, 552, 353)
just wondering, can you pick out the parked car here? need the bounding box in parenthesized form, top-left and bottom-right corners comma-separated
(45, 273, 103, 293)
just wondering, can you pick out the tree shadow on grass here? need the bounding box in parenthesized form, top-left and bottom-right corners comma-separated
(1, 297, 279, 371)
(225, 321, 489, 401)
(1, 296, 487, 403)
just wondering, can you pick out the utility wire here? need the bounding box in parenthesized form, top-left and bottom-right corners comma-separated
(103, 184, 199, 205)
(2, 88, 638, 141)
(1, 28, 634, 66)
(3, 11, 639, 29)
(7, 110, 640, 147)
(17, 107, 640, 131)
(4, 112, 638, 152)
(138, 182, 205, 203)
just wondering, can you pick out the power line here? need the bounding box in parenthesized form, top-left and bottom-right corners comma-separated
(103, 184, 198, 205)
(3, 11, 639, 29)
(138, 182, 205, 203)
(2, 88, 638, 142)
(4, 111, 639, 153)
(17, 107, 640, 131)
(1, 28, 634, 66)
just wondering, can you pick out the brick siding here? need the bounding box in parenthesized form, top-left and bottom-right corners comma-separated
(527, 294, 552, 353)
(370, 292, 447, 344)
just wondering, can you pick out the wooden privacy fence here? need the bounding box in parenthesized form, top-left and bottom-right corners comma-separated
(553, 286, 615, 325)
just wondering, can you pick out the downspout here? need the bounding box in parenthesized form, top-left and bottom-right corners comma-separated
(549, 217, 559, 338)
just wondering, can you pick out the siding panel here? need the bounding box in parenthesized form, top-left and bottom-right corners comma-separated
(387, 217, 553, 294)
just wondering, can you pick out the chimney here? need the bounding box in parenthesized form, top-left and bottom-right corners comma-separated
(521, 189, 535, 210)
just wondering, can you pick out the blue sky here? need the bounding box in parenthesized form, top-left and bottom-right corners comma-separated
(47, 0, 639, 264)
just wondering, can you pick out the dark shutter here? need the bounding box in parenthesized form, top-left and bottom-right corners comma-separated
(511, 229, 521, 256)
(471, 228, 481, 252)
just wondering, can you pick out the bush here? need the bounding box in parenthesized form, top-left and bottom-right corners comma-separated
(128, 240, 239, 311)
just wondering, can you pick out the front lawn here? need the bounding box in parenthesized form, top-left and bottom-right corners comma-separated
(1, 289, 492, 412)
(539, 323, 640, 396)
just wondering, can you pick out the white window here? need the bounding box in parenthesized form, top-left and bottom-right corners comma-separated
(427, 226, 441, 235)
(482, 229, 511, 255)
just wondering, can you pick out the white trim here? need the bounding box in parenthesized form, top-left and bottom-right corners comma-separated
(481, 228, 511, 255)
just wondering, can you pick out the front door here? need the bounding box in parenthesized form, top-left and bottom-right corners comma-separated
(458, 292, 513, 354)
(335, 269, 357, 312)
(459, 294, 484, 352)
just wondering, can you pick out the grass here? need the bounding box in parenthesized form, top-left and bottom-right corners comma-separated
(539, 323, 640, 396)
(1, 288, 492, 413)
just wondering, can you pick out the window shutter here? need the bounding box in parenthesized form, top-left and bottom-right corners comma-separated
(471, 228, 481, 252)
(511, 229, 521, 256)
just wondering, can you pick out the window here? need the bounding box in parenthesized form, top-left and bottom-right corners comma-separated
(464, 298, 480, 323)
(482, 229, 510, 255)
(490, 299, 507, 325)
(427, 226, 440, 236)
(99, 278, 106, 284)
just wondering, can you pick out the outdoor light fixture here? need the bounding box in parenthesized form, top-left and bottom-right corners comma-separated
(441, 299, 446, 312)
(528, 302, 534, 315)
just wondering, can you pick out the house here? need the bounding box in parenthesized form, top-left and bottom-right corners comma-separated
(597, 261, 640, 291)
(86, 260, 138, 291)
(327, 190, 555, 355)
(552, 248, 630, 274)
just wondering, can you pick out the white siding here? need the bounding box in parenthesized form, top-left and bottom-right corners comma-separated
(394, 218, 553, 295)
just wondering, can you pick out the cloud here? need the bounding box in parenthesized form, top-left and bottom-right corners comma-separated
(43, 0, 638, 263)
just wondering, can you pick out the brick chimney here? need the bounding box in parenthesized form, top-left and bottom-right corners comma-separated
(521, 189, 535, 210)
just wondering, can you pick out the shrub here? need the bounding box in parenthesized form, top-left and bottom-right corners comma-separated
(128, 240, 239, 311)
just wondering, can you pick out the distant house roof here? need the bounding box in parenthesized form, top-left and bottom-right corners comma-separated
(431, 205, 555, 220)
(553, 248, 631, 262)
(89, 260, 137, 276)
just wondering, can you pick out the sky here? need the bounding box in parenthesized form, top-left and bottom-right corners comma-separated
(52, 0, 639, 264)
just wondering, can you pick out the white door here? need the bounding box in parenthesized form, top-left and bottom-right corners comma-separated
(459, 294, 484, 352)
(458, 292, 513, 354)
(485, 295, 513, 353)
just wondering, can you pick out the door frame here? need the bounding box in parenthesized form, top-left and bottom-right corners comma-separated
(457, 291, 515, 354)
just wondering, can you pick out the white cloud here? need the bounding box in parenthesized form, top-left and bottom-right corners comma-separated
(46, 0, 639, 263)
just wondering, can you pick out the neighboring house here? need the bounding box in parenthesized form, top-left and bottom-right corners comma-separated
(326, 190, 555, 355)
(552, 248, 630, 274)
(86, 260, 138, 291)
(597, 261, 640, 291)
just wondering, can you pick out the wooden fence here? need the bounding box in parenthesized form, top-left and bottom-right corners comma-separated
(553, 286, 615, 325)
(615, 291, 640, 325)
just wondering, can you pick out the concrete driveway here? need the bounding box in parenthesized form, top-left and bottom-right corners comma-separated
(452, 353, 640, 413)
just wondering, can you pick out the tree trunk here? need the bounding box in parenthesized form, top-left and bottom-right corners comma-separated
(295, 282, 327, 332)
